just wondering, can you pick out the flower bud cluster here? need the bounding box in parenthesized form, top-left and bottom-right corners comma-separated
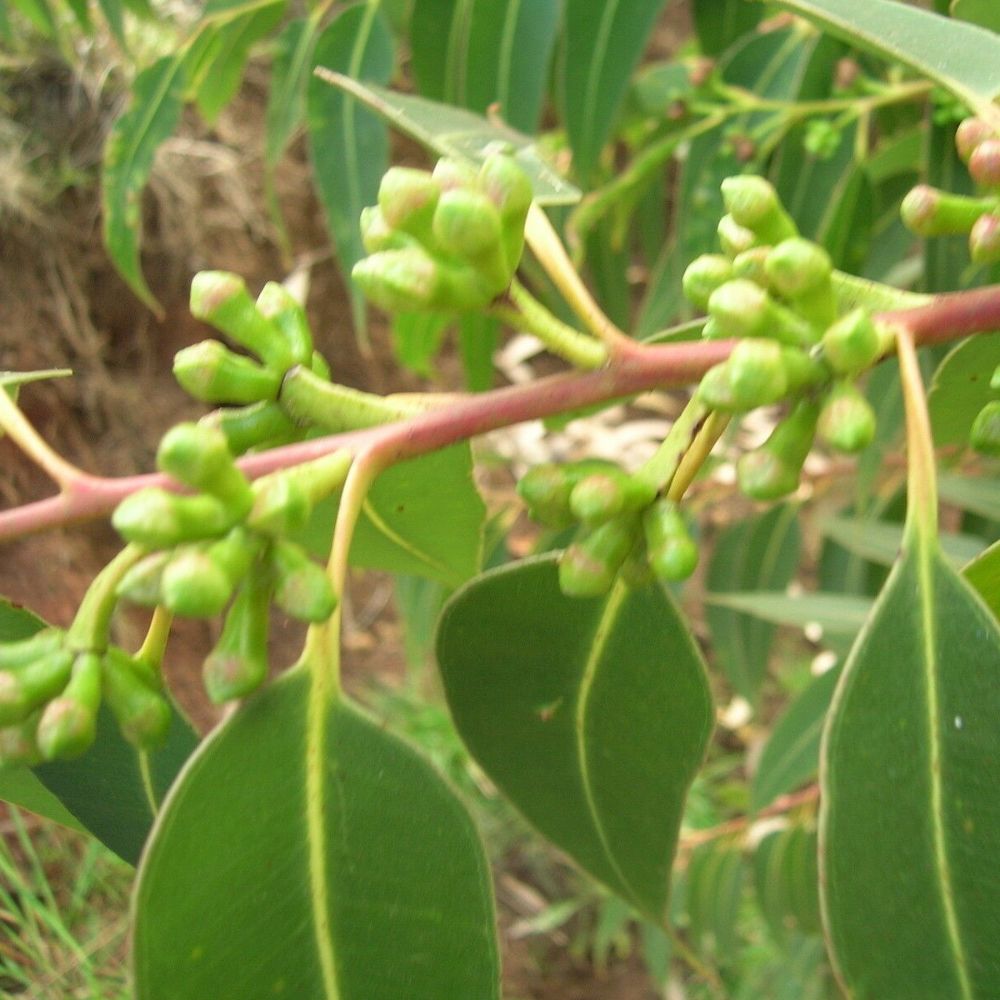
(901, 117, 1000, 264)
(112, 423, 347, 705)
(0, 629, 170, 765)
(352, 151, 533, 314)
(684, 176, 888, 501)
(517, 462, 698, 598)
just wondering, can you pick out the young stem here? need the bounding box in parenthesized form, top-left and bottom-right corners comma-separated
(523, 204, 633, 352)
(0, 389, 86, 488)
(634, 397, 709, 494)
(66, 544, 145, 652)
(137, 606, 173, 673)
(492, 280, 609, 369)
(895, 326, 938, 537)
(667, 411, 731, 502)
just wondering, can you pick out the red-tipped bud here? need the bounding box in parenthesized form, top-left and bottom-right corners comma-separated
(956, 117, 993, 163)
(970, 213, 1000, 264)
(969, 138, 1000, 188)
(173, 340, 282, 405)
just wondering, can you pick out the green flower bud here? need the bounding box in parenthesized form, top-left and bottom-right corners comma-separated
(190, 272, 295, 372)
(969, 213, 1000, 264)
(517, 460, 620, 528)
(956, 117, 993, 164)
(479, 152, 533, 221)
(112, 488, 236, 548)
(558, 516, 639, 598)
(992, 364, 1000, 391)
(0, 711, 42, 768)
(971, 400, 1000, 456)
(683, 254, 734, 310)
(255, 282, 314, 366)
(102, 648, 171, 749)
(200, 401, 301, 456)
(203, 570, 270, 703)
(0, 628, 64, 670)
(359, 205, 411, 254)
(717, 214, 757, 258)
(116, 552, 170, 608)
(721, 176, 797, 244)
(969, 139, 1000, 188)
(248, 452, 352, 536)
(432, 157, 478, 192)
(642, 499, 698, 582)
(569, 471, 656, 526)
(697, 362, 740, 411)
(157, 422, 253, 516)
(765, 238, 836, 329)
(0, 648, 73, 726)
(727, 339, 790, 409)
(36, 652, 101, 761)
(173, 340, 282, 405)
(433, 189, 504, 271)
(737, 399, 819, 500)
(700, 318, 727, 341)
(352, 248, 442, 313)
(378, 166, 440, 238)
(900, 185, 995, 237)
(270, 540, 337, 623)
(310, 350, 332, 381)
(161, 548, 234, 618)
(821, 308, 881, 375)
(818, 381, 877, 453)
(707, 279, 813, 346)
(731, 247, 771, 288)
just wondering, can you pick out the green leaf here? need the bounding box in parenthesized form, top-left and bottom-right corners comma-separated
(964, 539, 1000, 621)
(706, 504, 801, 706)
(752, 666, 841, 812)
(706, 592, 872, 636)
(686, 841, 745, 961)
(765, 0, 1000, 124)
(410, 0, 560, 132)
(390, 311, 450, 378)
(265, 16, 319, 171)
(95, 0, 125, 45)
(939, 474, 1000, 522)
(0, 599, 200, 863)
(692, 0, 763, 55)
(559, 0, 670, 179)
(457, 313, 497, 391)
(754, 825, 822, 942)
(133, 669, 499, 999)
(102, 54, 186, 316)
(307, 4, 395, 340)
(7, 0, 57, 37)
(315, 74, 581, 205)
(928, 333, 1000, 449)
(820, 536, 1000, 997)
(951, 0, 1000, 32)
(436, 556, 713, 922)
(822, 513, 986, 569)
(298, 445, 485, 587)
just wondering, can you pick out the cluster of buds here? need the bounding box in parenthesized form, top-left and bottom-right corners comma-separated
(517, 461, 698, 597)
(113, 423, 348, 704)
(352, 150, 533, 313)
(175, 272, 332, 455)
(0, 630, 169, 765)
(684, 176, 889, 501)
(901, 116, 1000, 264)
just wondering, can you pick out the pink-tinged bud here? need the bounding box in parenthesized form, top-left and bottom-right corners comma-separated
(956, 117, 994, 164)
(378, 166, 440, 236)
(970, 213, 1000, 264)
(969, 138, 1000, 187)
(352, 248, 442, 313)
(901, 185, 994, 237)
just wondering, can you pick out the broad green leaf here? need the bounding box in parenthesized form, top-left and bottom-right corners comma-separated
(307, 5, 395, 339)
(192, 3, 286, 124)
(559, 0, 670, 179)
(820, 536, 1000, 997)
(706, 592, 872, 636)
(822, 513, 985, 569)
(315, 74, 581, 205)
(390, 311, 450, 378)
(754, 825, 821, 942)
(298, 445, 485, 587)
(706, 504, 801, 706)
(436, 556, 713, 922)
(457, 313, 497, 391)
(410, 0, 560, 132)
(928, 333, 1000, 448)
(951, 0, 1000, 32)
(964, 539, 1000, 620)
(0, 599, 200, 863)
(102, 54, 186, 315)
(752, 666, 841, 812)
(939, 474, 1000, 522)
(766, 0, 1000, 125)
(692, 0, 763, 55)
(133, 669, 499, 999)
(686, 841, 745, 961)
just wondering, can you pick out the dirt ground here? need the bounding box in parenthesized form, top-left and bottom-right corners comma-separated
(0, 13, 708, 992)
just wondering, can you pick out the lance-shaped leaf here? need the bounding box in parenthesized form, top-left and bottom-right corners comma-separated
(133, 668, 499, 999)
(307, 5, 395, 341)
(0, 599, 200, 864)
(820, 534, 1000, 996)
(754, 825, 822, 942)
(316, 73, 580, 205)
(764, 0, 1000, 127)
(436, 556, 713, 922)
